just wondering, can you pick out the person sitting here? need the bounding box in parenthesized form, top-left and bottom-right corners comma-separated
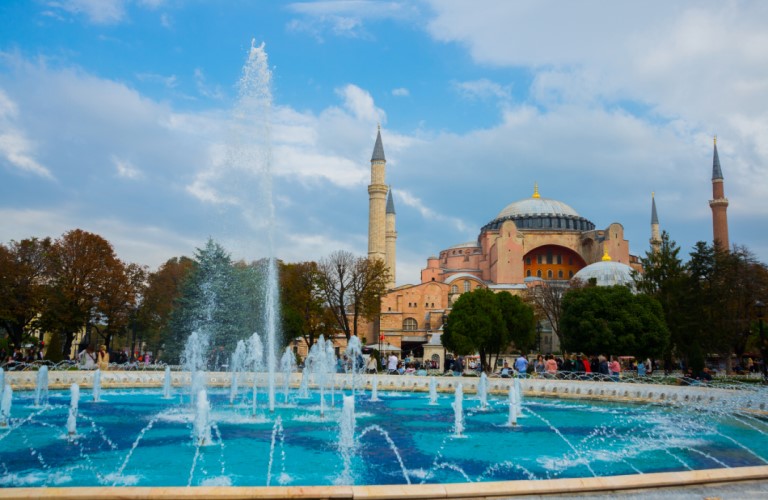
(78, 345, 97, 369)
(500, 362, 511, 378)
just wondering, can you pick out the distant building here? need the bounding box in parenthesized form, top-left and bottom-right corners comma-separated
(360, 131, 724, 364)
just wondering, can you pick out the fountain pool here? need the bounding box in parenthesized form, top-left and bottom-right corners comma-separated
(0, 373, 766, 490)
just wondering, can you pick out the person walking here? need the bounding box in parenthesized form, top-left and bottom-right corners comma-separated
(514, 353, 529, 377)
(387, 353, 398, 374)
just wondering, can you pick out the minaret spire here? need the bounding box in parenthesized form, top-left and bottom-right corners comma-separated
(650, 192, 661, 254)
(709, 136, 729, 250)
(368, 127, 388, 263)
(385, 186, 397, 289)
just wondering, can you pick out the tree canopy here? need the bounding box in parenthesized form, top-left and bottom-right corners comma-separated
(443, 289, 534, 372)
(560, 284, 668, 358)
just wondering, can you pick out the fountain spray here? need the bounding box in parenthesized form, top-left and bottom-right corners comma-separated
(0, 384, 12, 428)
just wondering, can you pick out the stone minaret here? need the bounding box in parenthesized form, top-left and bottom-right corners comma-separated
(385, 186, 397, 289)
(368, 126, 388, 264)
(709, 136, 730, 251)
(650, 192, 661, 254)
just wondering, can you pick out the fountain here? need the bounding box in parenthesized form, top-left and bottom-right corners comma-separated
(0, 384, 11, 428)
(337, 395, 356, 484)
(477, 372, 488, 410)
(370, 375, 380, 402)
(66, 383, 79, 439)
(280, 347, 295, 404)
(508, 384, 518, 427)
(35, 365, 49, 406)
(163, 366, 173, 399)
(229, 340, 247, 404)
(194, 389, 212, 446)
(452, 384, 464, 437)
(429, 376, 438, 405)
(93, 369, 102, 402)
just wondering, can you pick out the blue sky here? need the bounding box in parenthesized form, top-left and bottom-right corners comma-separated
(1, 0, 767, 284)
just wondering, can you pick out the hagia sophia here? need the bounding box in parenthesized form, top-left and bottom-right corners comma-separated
(359, 128, 729, 364)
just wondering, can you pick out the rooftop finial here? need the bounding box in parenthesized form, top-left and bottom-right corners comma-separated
(532, 182, 540, 199)
(602, 249, 612, 261)
(714, 135, 717, 146)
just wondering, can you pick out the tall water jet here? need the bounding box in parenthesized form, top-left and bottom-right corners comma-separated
(324, 338, 337, 408)
(229, 340, 247, 404)
(453, 384, 464, 437)
(67, 383, 79, 439)
(194, 389, 212, 446)
(235, 40, 279, 412)
(0, 384, 11, 428)
(508, 384, 518, 427)
(34, 365, 49, 407)
(337, 395, 356, 484)
(247, 332, 264, 415)
(92, 369, 102, 402)
(428, 376, 438, 405)
(182, 329, 210, 405)
(280, 346, 295, 403)
(514, 377, 523, 416)
(163, 366, 173, 399)
(478, 372, 488, 410)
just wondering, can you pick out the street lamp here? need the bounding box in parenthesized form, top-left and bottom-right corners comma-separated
(536, 322, 542, 354)
(756, 300, 766, 381)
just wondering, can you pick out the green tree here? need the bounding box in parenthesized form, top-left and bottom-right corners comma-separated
(134, 256, 195, 356)
(0, 237, 52, 349)
(497, 291, 535, 354)
(560, 285, 668, 358)
(442, 288, 507, 372)
(42, 229, 126, 358)
(280, 261, 335, 351)
(633, 231, 691, 365)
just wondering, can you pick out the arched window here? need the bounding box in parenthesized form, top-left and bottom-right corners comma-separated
(526, 270, 531, 277)
(451, 285, 458, 294)
(537, 270, 542, 277)
(547, 270, 553, 278)
(403, 318, 418, 331)
(463, 281, 471, 293)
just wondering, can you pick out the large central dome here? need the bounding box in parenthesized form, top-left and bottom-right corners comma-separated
(496, 197, 580, 219)
(481, 185, 595, 233)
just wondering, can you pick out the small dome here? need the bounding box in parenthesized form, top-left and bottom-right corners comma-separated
(496, 197, 580, 219)
(572, 261, 635, 288)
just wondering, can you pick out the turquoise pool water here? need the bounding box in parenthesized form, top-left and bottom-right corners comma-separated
(0, 386, 766, 487)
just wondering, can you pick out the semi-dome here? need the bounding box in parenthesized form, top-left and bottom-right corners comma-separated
(481, 184, 595, 233)
(572, 259, 635, 288)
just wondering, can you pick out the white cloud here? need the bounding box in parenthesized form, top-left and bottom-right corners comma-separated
(336, 84, 385, 123)
(194, 68, 224, 100)
(50, 0, 127, 24)
(136, 72, 177, 89)
(112, 156, 143, 180)
(396, 189, 470, 233)
(392, 87, 410, 97)
(286, 1, 419, 40)
(0, 89, 53, 179)
(453, 79, 511, 102)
